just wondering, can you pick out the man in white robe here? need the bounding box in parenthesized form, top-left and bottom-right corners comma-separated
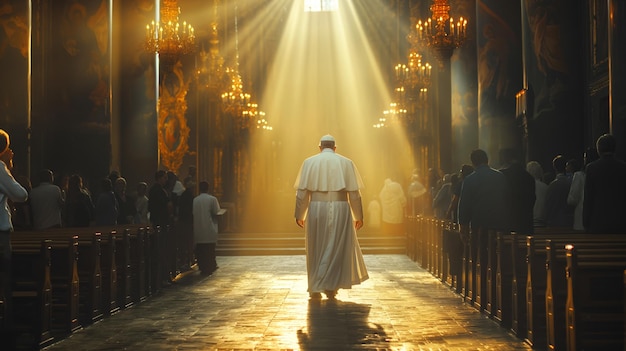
(294, 134, 369, 299)
(193, 181, 221, 275)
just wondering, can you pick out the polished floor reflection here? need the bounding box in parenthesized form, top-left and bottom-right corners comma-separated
(43, 255, 531, 350)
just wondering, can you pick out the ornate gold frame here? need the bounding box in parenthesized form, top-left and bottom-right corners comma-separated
(157, 64, 190, 174)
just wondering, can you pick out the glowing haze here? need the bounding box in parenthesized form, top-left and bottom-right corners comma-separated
(233, 1, 417, 232)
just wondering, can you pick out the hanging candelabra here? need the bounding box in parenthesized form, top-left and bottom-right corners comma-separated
(220, 5, 252, 119)
(394, 53, 432, 91)
(145, 0, 196, 69)
(416, 0, 467, 66)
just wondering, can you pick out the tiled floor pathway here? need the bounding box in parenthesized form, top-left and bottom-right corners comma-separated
(43, 255, 532, 350)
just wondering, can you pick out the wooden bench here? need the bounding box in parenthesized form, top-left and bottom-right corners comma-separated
(7, 240, 54, 349)
(510, 233, 528, 338)
(565, 244, 626, 351)
(18, 230, 104, 328)
(441, 223, 463, 292)
(526, 233, 626, 350)
(406, 215, 417, 262)
(545, 237, 626, 351)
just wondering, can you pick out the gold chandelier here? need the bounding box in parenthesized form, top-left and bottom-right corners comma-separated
(416, 0, 467, 65)
(145, 0, 196, 68)
(394, 52, 432, 91)
(221, 66, 251, 117)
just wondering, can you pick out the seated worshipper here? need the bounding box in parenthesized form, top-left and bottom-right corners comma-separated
(294, 134, 368, 300)
(193, 181, 221, 275)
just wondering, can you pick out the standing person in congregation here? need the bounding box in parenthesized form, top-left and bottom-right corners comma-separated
(526, 161, 548, 227)
(567, 148, 597, 232)
(407, 172, 427, 216)
(29, 169, 64, 229)
(94, 177, 118, 226)
(294, 134, 368, 300)
(0, 129, 28, 346)
(114, 177, 136, 224)
(583, 134, 626, 233)
(149, 170, 174, 284)
(544, 155, 574, 228)
(65, 174, 94, 227)
(499, 148, 535, 234)
(458, 149, 509, 237)
(432, 174, 453, 219)
(458, 149, 508, 305)
(379, 177, 407, 235)
(192, 180, 220, 275)
(446, 164, 474, 222)
(178, 178, 196, 270)
(134, 182, 149, 224)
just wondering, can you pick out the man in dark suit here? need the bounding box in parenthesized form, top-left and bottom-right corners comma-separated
(499, 148, 536, 234)
(582, 134, 626, 233)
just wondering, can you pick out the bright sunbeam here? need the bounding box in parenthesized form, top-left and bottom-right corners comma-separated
(239, 0, 416, 232)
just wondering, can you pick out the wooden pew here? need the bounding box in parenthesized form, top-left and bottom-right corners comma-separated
(98, 230, 119, 316)
(130, 227, 147, 303)
(494, 232, 513, 329)
(545, 237, 626, 351)
(11, 234, 82, 338)
(406, 215, 417, 262)
(526, 233, 626, 350)
(20, 229, 104, 328)
(115, 228, 133, 309)
(47, 236, 81, 337)
(565, 244, 626, 351)
(442, 222, 463, 292)
(8, 240, 54, 349)
(509, 233, 528, 339)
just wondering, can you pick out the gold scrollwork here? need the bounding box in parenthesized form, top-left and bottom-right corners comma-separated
(157, 63, 190, 174)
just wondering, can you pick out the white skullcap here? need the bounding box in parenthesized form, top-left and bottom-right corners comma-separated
(319, 134, 335, 144)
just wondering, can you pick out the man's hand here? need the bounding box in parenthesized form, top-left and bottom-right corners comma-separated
(296, 219, 304, 228)
(354, 220, 363, 230)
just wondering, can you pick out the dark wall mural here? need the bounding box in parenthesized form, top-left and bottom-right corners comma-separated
(476, 0, 523, 166)
(0, 0, 29, 176)
(522, 0, 584, 170)
(118, 0, 158, 189)
(31, 0, 111, 189)
(451, 0, 478, 170)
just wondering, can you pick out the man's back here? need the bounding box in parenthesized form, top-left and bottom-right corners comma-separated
(295, 149, 362, 192)
(583, 155, 626, 233)
(544, 173, 573, 227)
(30, 182, 63, 229)
(500, 162, 535, 234)
(458, 164, 508, 231)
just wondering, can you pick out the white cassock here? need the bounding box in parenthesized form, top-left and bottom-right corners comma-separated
(294, 148, 369, 293)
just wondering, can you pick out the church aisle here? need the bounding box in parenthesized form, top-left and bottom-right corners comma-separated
(43, 255, 531, 350)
